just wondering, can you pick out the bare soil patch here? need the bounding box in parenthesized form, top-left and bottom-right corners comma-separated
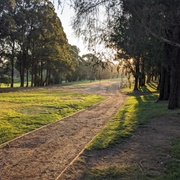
(0, 81, 126, 180)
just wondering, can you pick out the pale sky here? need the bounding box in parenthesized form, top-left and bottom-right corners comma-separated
(54, 2, 90, 55)
(53, 1, 115, 62)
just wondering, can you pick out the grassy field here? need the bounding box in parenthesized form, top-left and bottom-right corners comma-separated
(0, 77, 124, 88)
(0, 87, 106, 144)
(84, 82, 180, 179)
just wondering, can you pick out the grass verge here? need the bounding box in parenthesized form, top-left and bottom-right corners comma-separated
(0, 87, 105, 144)
(157, 138, 180, 180)
(83, 165, 153, 180)
(87, 84, 164, 150)
(84, 137, 180, 180)
(84, 83, 180, 179)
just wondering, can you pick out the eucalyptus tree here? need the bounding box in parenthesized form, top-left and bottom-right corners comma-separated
(0, 1, 18, 87)
(109, 16, 144, 90)
(82, 53, 107, 81)
(0, 57, 10, 86)
(27, 0, 72, 86)
(59, 0, 180, 109)
(65, 45, 86, 82)
(14, 0, 34, 87)
(122, 0, 180, 108)
(0, 0, 72, 87)
(108, 13, 164, 90)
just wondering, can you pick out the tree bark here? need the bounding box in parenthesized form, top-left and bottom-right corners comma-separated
(10, 41, 15, 88)
(168, 47, 180, 109)
(26, 68, 29, 87)
(158, 65, 170, 101)
(139, 58, 145, 87)
(20, 50, 27, 87)
(133, 57, 140, 91)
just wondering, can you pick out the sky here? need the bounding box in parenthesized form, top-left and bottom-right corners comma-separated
(53, 1, 116, 62)
(54, 2, 90, 55)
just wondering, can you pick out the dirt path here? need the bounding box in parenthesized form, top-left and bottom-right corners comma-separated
(61, 108, 180, 179)
(0, 82, 126, 180)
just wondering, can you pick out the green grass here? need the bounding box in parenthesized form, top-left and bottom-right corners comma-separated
(87, 84, 164, 150)
(0, 87, 105, 144)
(157, 138, 180, 180)
(0, 77, 123, 88)
(83, 165, 153, 180)
(84, 82, 180, 179)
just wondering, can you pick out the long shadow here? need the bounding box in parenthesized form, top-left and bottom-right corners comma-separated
(63, 85, 164, 179)
(148, 82, 158, 91)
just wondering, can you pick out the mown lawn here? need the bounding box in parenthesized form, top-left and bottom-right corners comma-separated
(0, 87, 105, 144)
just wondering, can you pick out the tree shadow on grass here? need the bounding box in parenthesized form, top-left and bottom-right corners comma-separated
(123, 84, 158, 97)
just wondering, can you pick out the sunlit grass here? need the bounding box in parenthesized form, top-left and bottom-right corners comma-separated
(0, 77, 123, 88)
(0, 88, 105, 144)
(86, 82, 168, 150)
(87, 93, 164, 150)
(85, 82, 180, 179)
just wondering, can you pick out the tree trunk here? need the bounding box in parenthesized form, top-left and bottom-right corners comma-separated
(20, 52, 26, 87)
(168, 26, 180, 109)
(133, 57, 140, 91)
(40, 61, 43, 86)
(146, 72, 151, 84)
(26, 68, 29, 87)
(158, 65, 170, 101)
(20, 69, 24, 87)
(140, 58, 145, 87)
(31, 61, 34, 87)
(10, 41, 15, 88)
(168, 47, 180, 109)
(34, 66, 37, 87)
(31, 72, 33, 87)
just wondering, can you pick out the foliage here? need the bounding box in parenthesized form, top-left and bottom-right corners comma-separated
(0, 0, 73, 87)
(0, 75, 10, 87)
(68, 0, 180, 109)
(108, 13, 163, 90)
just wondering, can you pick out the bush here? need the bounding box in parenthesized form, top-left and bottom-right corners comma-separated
(0, 75, 11, 87)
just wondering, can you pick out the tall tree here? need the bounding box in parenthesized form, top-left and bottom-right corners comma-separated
(65, 0, 180, 109)
(0, 0, 73, 87)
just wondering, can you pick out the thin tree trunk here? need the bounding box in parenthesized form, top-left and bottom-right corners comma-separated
(133, 57, 140, 91)
(10, 41, 15, 88)
(40, 61, 43, 86)
(146, 72, 151, 84)
(34, 65, 37, 87)
(26, 68, 29, 87)
(140, 58, 145, 87)
(20, 65, 24, 87)
(31, 60, 34, 87)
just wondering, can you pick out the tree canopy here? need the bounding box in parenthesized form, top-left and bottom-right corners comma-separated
(62, 0, 180, 109)
(0, 0, 74, 87)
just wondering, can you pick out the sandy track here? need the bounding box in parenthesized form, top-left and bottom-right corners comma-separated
(63, 114, 180, 180)
(0, 82, 126, 180)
